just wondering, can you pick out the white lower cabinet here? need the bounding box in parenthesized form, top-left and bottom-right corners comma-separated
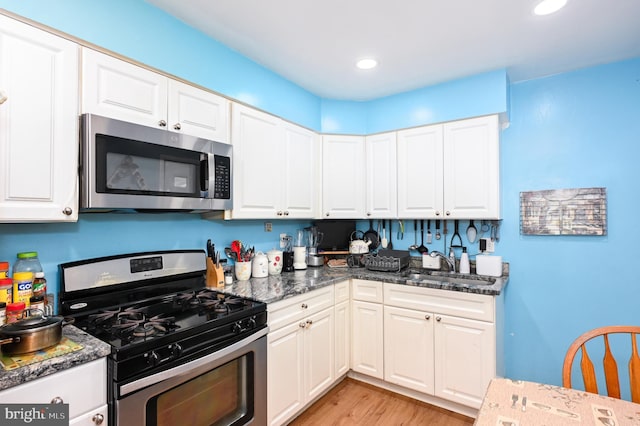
(267, 286, 336, 426)
(334, 281, 351, 378)
(384, 305, 434, 394)
(0, 358, 107, 424)
(383, 283, 497, 409)
(350, 280, 384, 380)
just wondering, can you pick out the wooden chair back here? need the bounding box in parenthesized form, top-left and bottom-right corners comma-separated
(562, 325, 640, 402)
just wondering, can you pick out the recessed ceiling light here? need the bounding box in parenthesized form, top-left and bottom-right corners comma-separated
(356, 58, 378, 70)
(534, 0, 567, 15)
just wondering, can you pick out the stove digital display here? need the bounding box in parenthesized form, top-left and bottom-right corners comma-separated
(130, 256, 163, 273)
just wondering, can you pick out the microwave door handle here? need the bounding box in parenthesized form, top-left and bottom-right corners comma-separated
(200, 154, 210, 193)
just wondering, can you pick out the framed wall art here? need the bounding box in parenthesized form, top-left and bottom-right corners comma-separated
(519, 187, 607, 236)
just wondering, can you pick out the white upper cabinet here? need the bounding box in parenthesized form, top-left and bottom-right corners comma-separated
(322, 135, 366, 219)
(231, 104, 282, 218)
(167, 79, 230, 142)
(231, 103, 320, 219)
(397, 124, 443, 218)
(365, 132, 397, 218)
(397, 115, 500, 219)
(0, 15, 79, 222)
(443, 115, 500, 219)
(81, 48, 229, 142)
(282, 121, 321, 218)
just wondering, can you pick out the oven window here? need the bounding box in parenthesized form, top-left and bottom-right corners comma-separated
(146, 355, 254, 426)
(96, 134, 203, 197)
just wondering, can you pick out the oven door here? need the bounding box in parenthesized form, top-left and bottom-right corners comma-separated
(116, 329, 267, 426)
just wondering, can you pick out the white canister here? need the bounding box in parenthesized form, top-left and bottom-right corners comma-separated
(251, 252, 269, 278)
(267, 249, 283, 275)
(235, 261, 252, 281)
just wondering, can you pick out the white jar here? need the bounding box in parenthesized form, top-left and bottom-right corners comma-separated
(251, 252, 268, 278)
(235, 261, 252, 281)
(267, 249, 283, 275)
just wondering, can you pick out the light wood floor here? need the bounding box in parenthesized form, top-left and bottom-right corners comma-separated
(289, 378, 475, 426)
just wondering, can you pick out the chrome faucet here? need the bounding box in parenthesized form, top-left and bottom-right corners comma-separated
(429, 251, 456, 273)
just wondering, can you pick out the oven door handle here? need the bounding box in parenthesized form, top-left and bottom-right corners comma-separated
(120, 327, 268, 397)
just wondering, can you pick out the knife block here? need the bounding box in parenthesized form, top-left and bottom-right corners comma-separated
(206, 258, 225, 289)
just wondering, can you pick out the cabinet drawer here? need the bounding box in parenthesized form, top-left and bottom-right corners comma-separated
(268, 286, 334, 332)
(384, 284, 494, 322)
(70, 404, 108, 425)
(334, 280, 350, 304)
(351, 279, 383, 303)
(0, 358, 106, 419)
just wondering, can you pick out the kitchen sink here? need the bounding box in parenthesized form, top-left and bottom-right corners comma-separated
(402, 270, 497, 286)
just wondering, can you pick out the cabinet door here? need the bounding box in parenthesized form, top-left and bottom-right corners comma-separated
(82, 48, 167, 128)
(304, 307, 335, 401)
(268, 321, 305, 426)
(397, 124, 443, 218)
(365, 132, 397, 218)
(443, 115, 500, 219)
(321, 135, 365, 219)
(384, 306, 435, 394)
(434, 314, 495, 408)
(334, 299, 350, 377)
(282, 122, 320, 218)
(167, 79, 229, 142)
(0, 15, 79, 222)
(351, 300, 383, 379)
(231, 103, 283, 218)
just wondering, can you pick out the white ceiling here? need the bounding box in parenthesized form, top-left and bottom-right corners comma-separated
(145, 0, 640, 101)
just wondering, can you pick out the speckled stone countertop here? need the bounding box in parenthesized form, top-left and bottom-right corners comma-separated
(0, 324, 111, 391)
(222, 262, 509, 304)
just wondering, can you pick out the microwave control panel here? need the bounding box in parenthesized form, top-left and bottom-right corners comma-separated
(213, 155, 231, 199)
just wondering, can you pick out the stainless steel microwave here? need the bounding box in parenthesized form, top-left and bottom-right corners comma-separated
(80, 114, 232, 212)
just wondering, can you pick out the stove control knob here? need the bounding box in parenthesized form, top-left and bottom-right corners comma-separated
(232, 322, 243, 334)
(247, 317, 257, 329)
(146, 351, 160, 366)
(171, 343, 183, 359)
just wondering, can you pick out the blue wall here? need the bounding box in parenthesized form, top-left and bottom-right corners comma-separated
(499, 57, 640, 386)
(1, 1, 639, 390)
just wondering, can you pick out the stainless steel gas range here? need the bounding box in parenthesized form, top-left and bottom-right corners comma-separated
(59, 250, 267, 426)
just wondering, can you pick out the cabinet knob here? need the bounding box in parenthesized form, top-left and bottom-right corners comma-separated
(436, 316, 442, 322)
(445, 211, 451, 216)
(425, 315, 431, 320)
(306, 319, 313, 327)
(367, 212, 371, 216)
(284, 211, 289, 216)
(51, 396, 64, 404)
(0, 89, 8, 104)
(277, 211, 283, 216)
(299, 322, 306, 328)
(92, 413, 105, 425)
(62, 207, 73, 216)
(436, 211, 441, 216)
(158, 120, 167, 127)
(301, 303, 308, 309)
(173, 123, 181, 130)
(325, 212, 330, 217)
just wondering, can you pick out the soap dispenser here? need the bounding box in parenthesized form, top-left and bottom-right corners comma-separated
(459, 247, 470, 274)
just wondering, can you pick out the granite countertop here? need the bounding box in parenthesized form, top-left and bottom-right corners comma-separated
(0, 324, 111, 391)
(222, 262, 509, 304)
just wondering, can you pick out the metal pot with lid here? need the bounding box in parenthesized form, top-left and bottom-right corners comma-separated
(0, 309, 73, 355)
